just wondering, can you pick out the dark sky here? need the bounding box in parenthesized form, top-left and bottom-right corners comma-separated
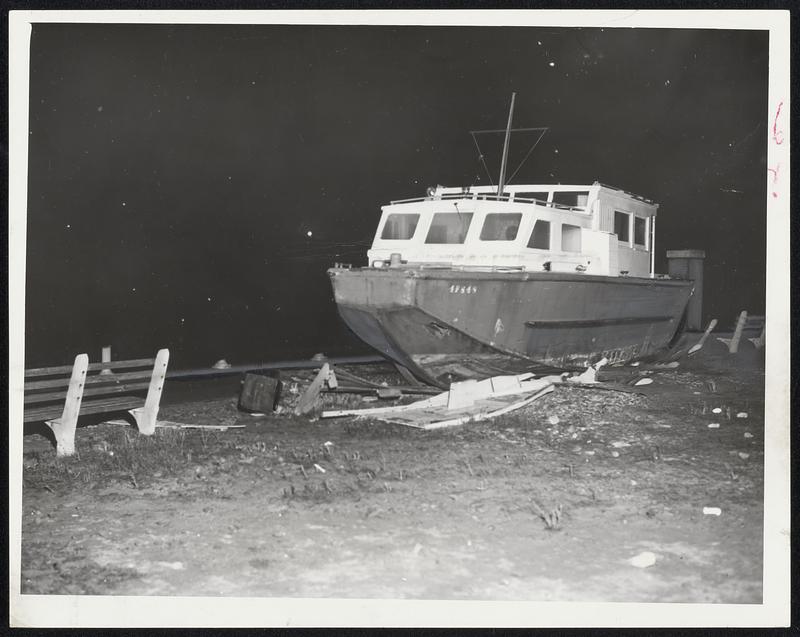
(25, 23, 768, 368)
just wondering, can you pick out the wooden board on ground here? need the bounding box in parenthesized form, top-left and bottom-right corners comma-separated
(103, 419, 244, 431)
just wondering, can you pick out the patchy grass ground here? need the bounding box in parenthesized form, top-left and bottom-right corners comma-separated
(20, 337, 765, 601)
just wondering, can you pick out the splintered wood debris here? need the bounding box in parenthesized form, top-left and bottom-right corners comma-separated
(322, 373, 558, 429)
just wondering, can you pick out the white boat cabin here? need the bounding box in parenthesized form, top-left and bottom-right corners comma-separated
(367, 182, 658, 278)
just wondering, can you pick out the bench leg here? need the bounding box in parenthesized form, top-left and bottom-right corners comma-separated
(44, 353, 89, 457)
(128, 406, 157, 436)
(129, 348, 169, 436)
(45, 417, 77, 457)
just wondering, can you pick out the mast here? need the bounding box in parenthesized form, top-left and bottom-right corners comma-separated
(497, 92, 516, 197)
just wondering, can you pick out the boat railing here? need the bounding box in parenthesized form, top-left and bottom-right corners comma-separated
(388, 192, 588, 212)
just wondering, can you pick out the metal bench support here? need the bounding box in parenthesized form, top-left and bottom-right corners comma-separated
(128, 348, 170, 435)
(44, 354, 89, 457)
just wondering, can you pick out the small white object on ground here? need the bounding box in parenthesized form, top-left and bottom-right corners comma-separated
(744, 432, 753, 439)
(212, 359, 231, 369)
(703, 507, 722, 516)
(313, 463, 326, 473)
(548, 415, 560, 425)
(707, 423, 720, 429)
(323, 441, 334, 448)
(611, 441, 631, 448)
(736, 412, 748, 419)
(362, 396, 378, 403)
(611, 451, 620, 458)
(634, 377, 653, 386)
(630, 361, 640, 367)
(628, 551, 657, 568)
(738, 452, 750, 460)
(249, 412, 265, 417)
(712, 407, 722, 414)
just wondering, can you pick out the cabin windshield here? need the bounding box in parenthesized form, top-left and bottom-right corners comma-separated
(425, 212, 473, 244)
(480, 213, 522, 241)
(381, 213, 419, 240)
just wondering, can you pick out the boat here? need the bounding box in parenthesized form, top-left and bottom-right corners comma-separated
(327, 94, 695, 387)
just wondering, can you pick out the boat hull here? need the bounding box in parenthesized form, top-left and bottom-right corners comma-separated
(328, 267, 695, 387)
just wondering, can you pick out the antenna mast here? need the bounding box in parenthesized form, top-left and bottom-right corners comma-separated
(497, 92, 516, 197)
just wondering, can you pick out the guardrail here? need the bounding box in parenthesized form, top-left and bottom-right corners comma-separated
(388, 192, 587, 213)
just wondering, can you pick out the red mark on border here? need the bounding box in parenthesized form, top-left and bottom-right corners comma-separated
(772, 101, 784, 145)
(768, 163, 780, 198)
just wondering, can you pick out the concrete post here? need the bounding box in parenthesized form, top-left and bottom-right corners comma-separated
(100, 345, 113, 375)
(666, 249, 706, 331)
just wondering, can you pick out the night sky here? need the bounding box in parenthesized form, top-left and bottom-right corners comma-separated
(24, 24, 768, 369)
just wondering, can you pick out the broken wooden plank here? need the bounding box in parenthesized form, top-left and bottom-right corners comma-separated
(729, 310, 748, 353)
(334, 367, 383, 388)
(322, 373, 558, 428)
(688, 318, 718, 355)
(294, 362, 329, 416)
(382, 385, 555, 430)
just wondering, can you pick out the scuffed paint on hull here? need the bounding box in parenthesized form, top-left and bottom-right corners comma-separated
(329, 267, 694, 387)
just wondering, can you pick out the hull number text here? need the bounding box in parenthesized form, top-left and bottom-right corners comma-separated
(449, 284, 477, 294)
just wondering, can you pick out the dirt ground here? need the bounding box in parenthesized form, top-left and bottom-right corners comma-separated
(19, 335, 765, 602)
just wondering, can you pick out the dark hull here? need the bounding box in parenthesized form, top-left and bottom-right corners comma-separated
(328, 267, 695, 387)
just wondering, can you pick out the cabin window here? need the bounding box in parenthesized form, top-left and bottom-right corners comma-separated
(380, 213, 420, 240)
(527, 220, 551, 250)
(479, 213, 522, 241)
(614, 211, 630, 242)
(634, 217, 647, 246)
(425, 212, 474, 244)
(561, 224, 582, 252)
(514, 191, 549, 203)
(552, 191, 589, 208)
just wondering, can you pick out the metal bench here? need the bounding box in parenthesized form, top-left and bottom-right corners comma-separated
(24, 349, 169, 456)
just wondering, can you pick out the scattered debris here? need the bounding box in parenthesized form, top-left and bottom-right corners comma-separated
(567, 357, 608, 384)
(744, 432, 753, 439)
(703, 507, 722, 516)
(239, 372, 281, 413)
(738, 452, 750, 460)
(649, 361, 680, 369)
(547, 415, 560, 425)
(634, 377, 654, 386)
(313, 463, 326, 474)
(628, 551, 657, 568)
(322, 373, 557, 429)
(736, 412, 748, 419)
(712, 407, 723, 414)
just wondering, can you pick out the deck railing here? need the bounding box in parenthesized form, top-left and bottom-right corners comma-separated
(388, 192, 588, 212)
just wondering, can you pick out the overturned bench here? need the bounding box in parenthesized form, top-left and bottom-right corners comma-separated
(24, 349, 169, 456)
